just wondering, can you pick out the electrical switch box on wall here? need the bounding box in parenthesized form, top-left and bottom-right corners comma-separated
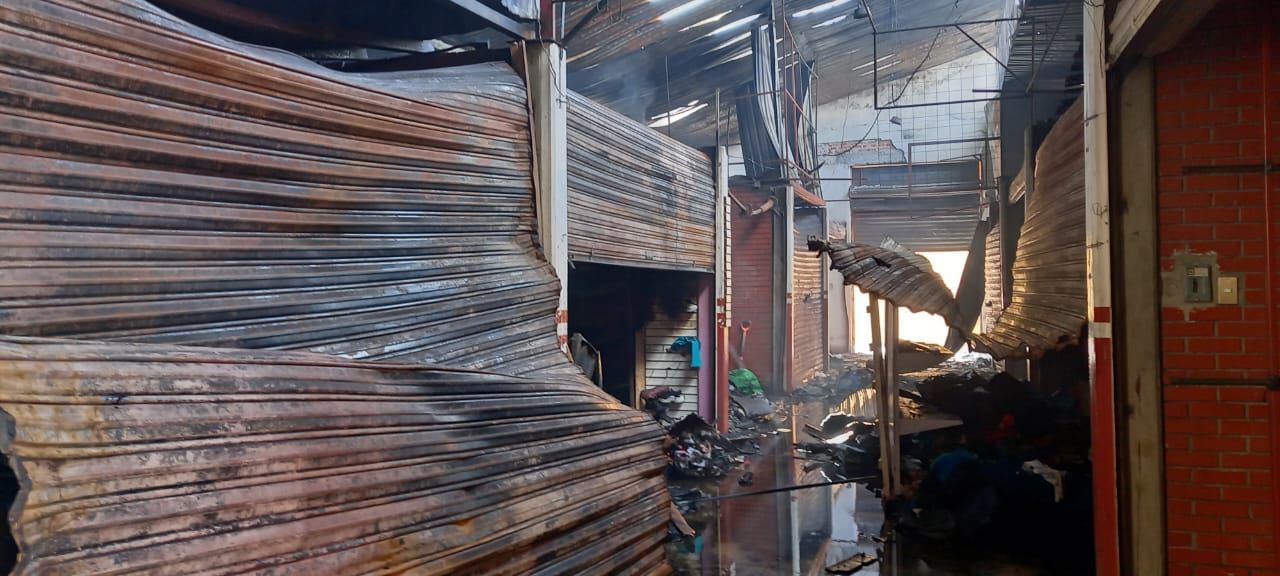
(1184, 265, 1213, 303)
(1162, 251, 1224, 309)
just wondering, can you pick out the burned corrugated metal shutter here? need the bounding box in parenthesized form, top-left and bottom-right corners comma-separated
(983, 222, 1004, 333)
(0, 1, 674, 573)
(731, 185, 776, 384)
(793, 208, 826, 384)
(975, 99, 1086, 359)
(0, 0, 572, 377)
(0, 338, 671, 575)
(848, 160, 983, 252)
(566, 92, 716, 272)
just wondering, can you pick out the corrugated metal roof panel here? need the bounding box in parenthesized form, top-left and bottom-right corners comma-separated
(811, 239, 961, 327)
(0, 337, 672, 575)
(0, 0, 571, 377)
(973, 98, 1085, 359)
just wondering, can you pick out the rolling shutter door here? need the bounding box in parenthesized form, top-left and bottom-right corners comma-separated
(794, 207, 826, 384)
(0, 0, 571, 376)
(567, 92, 716, 272)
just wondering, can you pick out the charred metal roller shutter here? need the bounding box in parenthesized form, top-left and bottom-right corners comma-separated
(0, 1, 673, 573)
(0, 0, 571, 377)
(0, 338, 671, 575)
(567, 92, 716, 272)
(794, 208, 826, 384)
(976, 99, 1086, 358)
(983, 222, 1004, 333)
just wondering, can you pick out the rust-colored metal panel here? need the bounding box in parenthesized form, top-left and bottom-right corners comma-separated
(567, 92, 716, 272)
(730, 186, 775, 383)
(0, 0, 571, 377)
(811, 239, 963, 329)
(974, 99, 1087, 359)
(0, 337, 672, 576)
(793, 208, 825, 385)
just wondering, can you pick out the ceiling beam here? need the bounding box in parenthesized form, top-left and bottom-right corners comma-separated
(1109, 0, 1222, 69)
(447, 0, 537, 40)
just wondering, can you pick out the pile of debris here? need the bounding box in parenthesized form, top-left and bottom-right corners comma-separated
(792, 366, 873, 401)
(892, 364, 1093, 572)
(666, 414, 741, 478)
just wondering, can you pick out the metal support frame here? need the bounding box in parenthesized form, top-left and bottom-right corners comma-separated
(863, 0, 1022, 111)
(448, 0, 537, 39)
(715, 147, 731, 433)
(905, 136, 1000, 196)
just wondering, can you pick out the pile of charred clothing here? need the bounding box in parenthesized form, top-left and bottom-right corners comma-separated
(890, 368, 1094, 574)
(641, 386, 685, 425)
(666, 414, 743, 478)
(644, 380, 784, 479)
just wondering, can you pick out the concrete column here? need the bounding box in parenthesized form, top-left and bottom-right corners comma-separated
(514, 41, 569, 353)
(1084, 3, 1120, 575)
(1115, 57, 1165, 576)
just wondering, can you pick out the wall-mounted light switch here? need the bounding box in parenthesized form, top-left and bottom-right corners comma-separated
(1217, 276, 1240, 305)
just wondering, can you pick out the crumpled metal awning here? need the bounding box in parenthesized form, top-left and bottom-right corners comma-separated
(0, 337, 672, 575)
(809, 238, 963, 329)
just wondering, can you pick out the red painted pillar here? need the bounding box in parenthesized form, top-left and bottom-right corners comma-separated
(1084, 1, 1120, 572)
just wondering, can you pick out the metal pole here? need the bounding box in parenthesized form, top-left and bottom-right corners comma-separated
(885, 302, 901, 496)
(664, 56, 673, 138)
(869, 296, 892, 500)
(715, 146, 730, 433)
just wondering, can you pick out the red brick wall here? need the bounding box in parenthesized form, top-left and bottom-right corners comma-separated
(731, 186, 775, 385)
(1156, 1, 1279, 574)
(1164, 386, 1275, 574)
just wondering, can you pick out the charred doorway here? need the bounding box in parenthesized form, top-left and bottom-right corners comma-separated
(568, 263, 709, 418)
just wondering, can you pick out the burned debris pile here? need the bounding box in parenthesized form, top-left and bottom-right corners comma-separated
(803, 348, 1095, 573)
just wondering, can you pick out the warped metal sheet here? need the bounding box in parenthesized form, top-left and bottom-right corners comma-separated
(974, 99, 1085, 359)
(983, 220, 1004, 333)
(810, 239, 962, 328)
(0, 0, 571, 377)
(567, 91, 716, 272)
(794, 208, 826, 384)
(0, 337, 672, 576)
